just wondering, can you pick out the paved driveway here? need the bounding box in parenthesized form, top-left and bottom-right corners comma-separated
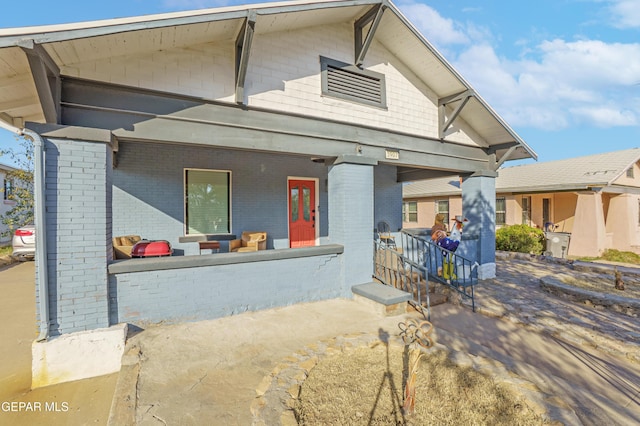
(0, 262, 117, 426)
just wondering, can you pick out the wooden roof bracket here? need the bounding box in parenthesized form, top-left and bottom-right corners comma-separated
(18, 39, 60, 124)
(354, 1, 387, 67)
(235, 10, 257, 105)
(438, 89, 474, 139)
(487, 142, 519, 170)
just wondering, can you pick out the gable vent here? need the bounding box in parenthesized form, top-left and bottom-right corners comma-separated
(321, 56, 386, 108)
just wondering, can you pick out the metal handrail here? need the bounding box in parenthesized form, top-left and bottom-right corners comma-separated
(400, 230, 478, 312)
(373, 239, 430, 320)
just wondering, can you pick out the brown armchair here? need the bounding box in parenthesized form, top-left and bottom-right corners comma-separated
(112, 235, 142, 259)
(230, 232, 267, 252)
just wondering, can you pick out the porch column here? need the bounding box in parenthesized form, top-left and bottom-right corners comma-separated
(33, 125, 114, 335)
(28, 126, 127, 389)
(328, 155, 377, 294)
(461, 170, 497, 279)
(606, 193, 640, 252)
(570, 191, 607, 257)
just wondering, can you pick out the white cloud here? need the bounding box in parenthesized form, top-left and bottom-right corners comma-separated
(608, 0, 640, 28)
(396, 1, 469, 47)
(399, 1, 640, 130)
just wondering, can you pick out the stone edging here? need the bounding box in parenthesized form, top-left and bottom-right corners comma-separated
(250, 331, 580, 426)
(496, 250, 640, 276)
(540, 275, 640, 316)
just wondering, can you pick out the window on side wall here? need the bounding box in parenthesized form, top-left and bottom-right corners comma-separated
(521, 196, 531, 226)
(403, 201, 418, 223)
(3, 178, 12, 201)
(184, 169, 231, 235)
(435, 200, 449, 225)
(495, 197, 506, 226)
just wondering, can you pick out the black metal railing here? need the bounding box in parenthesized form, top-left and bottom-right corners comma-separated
(400, 230, 477, 311)
(373, 239, 431, 320)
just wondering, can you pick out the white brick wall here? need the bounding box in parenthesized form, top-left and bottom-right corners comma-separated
(62, 23, 483, 147)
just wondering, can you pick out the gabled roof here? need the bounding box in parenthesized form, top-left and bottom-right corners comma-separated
(0, 0, 535, 162)
(403, 148, 640, 197)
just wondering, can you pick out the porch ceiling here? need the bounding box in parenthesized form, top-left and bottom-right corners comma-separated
(0, 0, 535, 162)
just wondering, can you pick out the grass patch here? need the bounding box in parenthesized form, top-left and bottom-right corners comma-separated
(579, 249, 640, 265)
(0, 245, 12, 256)
(295, 345, 549, 425)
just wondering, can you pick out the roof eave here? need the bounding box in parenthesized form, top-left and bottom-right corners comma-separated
(385, 4, 537, 161)
(0, 0, 379, 48)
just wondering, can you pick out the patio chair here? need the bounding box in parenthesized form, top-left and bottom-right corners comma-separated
(230, 231, 267, 252)
(112, 235, 142, 259)
(377, 221, 397, 249)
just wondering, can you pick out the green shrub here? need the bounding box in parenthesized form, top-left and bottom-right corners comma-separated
(496, 224, 545, 254)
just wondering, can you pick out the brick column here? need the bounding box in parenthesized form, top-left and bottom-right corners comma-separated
(40, 130, 113, 335)
(328, 155, 377, 295)
(461, 171, 497, 279)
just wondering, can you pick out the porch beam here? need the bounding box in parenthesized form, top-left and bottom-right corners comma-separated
(396, 168, 458, 183)
(59, 78, 495, 173)
(354, 2, 387, 67)
(63, 102, 490, 172)
(438, 89, 473, 139)
(235, 10, 257, 105)
(19, 40, 60, 124)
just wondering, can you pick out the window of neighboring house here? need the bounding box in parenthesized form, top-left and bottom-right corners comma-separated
(403, 201, 418, 222)
(495, 197, 506, 226)
(184, 169, 231, 235)
(627, 167, 634, 178)
(435, 200, 449, 225)
(320, 56, 386, 108)
(542, 198, 551, 226)
(522, 196, 532, 225)
(3, 178, 12, 201)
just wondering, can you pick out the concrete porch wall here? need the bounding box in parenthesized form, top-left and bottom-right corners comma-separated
(108, 247, 344, 325)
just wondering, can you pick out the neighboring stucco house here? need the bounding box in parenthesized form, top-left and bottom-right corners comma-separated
(403, 148, 640, 258)
(0, 162, 18, 243)
(0, 0, 535, 385)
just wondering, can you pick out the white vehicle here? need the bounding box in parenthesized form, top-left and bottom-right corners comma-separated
(12, 225, 35, 261)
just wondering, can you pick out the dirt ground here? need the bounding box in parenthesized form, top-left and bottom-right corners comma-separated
(296, 345, 546, 425)
(0, 262, 117, 425)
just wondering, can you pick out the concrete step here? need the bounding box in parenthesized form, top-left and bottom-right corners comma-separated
(352, 282, 412, 316)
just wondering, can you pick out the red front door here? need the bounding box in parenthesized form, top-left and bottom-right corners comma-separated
(288, 179, 316, 248)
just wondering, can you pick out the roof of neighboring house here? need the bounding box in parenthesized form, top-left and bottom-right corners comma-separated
(0, 0, 535, 162)
(0, 162, 17, 173)
(403, 148, 640, 198)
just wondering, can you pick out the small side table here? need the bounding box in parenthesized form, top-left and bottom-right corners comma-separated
(199, 241, 220, 254)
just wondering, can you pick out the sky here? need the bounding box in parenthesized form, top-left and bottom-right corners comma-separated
(0, 0, 639, 168)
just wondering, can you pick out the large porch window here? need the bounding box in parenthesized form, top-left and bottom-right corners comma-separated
(184, 169, 231, 234)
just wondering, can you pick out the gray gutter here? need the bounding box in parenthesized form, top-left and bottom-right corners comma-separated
(20, 128, 50, 342)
